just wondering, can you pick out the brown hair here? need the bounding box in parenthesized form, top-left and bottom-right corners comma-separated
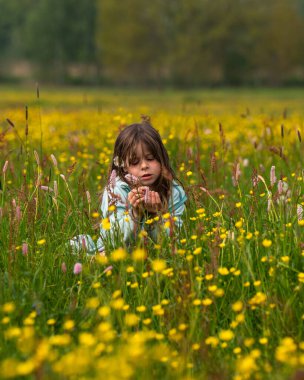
(108, 116, 177, 205)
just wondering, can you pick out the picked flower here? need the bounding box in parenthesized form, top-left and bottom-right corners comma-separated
(125, 173, 140, 185)
(144, 187, 150, 203)
(109, 170, 117, 189)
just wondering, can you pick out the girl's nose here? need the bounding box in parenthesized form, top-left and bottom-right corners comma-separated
(141, 159, 149, 169)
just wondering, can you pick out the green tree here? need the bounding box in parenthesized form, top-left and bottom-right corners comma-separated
(24, 0, 97, 81)
(249, 0, 304, 84)
(97, 0, 171, 85)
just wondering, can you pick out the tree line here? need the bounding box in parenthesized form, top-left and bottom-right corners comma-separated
(1, 0, 304, 86)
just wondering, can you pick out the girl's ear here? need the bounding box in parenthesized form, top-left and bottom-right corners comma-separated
(162, 167, 173, 180)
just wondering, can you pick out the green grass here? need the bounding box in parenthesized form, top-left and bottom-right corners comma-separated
(1, 85, 304, 112)
(0, 86, 303, 379)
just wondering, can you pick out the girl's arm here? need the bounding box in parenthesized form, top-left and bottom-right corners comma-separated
(98, 182, 139, 249)
(168, 183, 187, 229)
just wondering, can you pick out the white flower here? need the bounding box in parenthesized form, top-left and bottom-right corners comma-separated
(243, 158, 249, 167)
(113, 156, 124, 168)
(40, 185, 54, 192)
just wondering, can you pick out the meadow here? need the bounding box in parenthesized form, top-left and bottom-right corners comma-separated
(0, 85, 303, 379)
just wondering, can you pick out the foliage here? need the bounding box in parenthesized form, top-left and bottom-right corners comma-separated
(0, 86, 303, 379)
(1, 0, 304, 84)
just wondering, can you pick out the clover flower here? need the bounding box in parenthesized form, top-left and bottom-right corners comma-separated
(125, 173, 140, 185)
(73, 263, 82, 275)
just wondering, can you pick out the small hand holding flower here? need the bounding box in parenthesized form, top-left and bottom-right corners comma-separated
(143, 189, 162, 214)
(128, 186, 162, 219)
(128, 186, 147, 219)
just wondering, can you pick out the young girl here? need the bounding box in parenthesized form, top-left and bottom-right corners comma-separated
(70, 117, 187, 254)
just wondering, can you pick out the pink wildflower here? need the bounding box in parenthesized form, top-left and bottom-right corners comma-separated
(270, 166, 277, 187)
(86, 190, 91, 204)
(103, 265, 113, 274)
(22, 243, 28, 256)
(109, 170, 117, 189)
(232, 162, 241, 187)
(125, 173, 139, 185)
(144, 188, 150, 203)
(16, 206, 21, 221)
(252, 174, 259, 187)
(34, 150, 40, 166)
(200, 187, 211, 196)
(40, 186, 53, 192)
(2, 160, 8, 174)
(73, 263, 82, 275)
(50, 154, 58, 167)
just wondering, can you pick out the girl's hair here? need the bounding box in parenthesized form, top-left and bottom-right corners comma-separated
(108, 116, 177, 204)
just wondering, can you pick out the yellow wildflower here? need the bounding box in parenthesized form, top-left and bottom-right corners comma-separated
(219, 329, 234, 341)
(249, 292, 267, 306)
(205, 336, 219, 347)
(193, 247, 202, 255)
(136, 305, 146, 313)
(63, 320, 75, 331)
(298, 272, 304, 283)
(262, 239, 272, 247)
(202, 298, 213, 306)
(111, 247, 127, 261)
(2, 302, 15, 313)
(98, 306, 110, 317)
(86, 297, 100, 309)
(101, 217, 111, 230)
(124, 313, 139, 327)
(232, 301, 243, 313)
(218, 267, 229, 276)
(152, 259, 167, 273)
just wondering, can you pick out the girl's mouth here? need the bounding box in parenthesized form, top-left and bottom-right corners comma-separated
(142, 174, 152, 179)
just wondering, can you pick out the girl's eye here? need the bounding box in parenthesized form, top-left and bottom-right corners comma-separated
(130, 159, 139, 165)
(147, 156, 155, 161)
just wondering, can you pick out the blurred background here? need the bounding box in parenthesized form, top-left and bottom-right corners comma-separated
(1, 0, 304, 87)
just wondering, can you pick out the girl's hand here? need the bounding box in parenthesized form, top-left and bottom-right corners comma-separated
(128, 186, 148, 219)
(143, 190, 162, 214)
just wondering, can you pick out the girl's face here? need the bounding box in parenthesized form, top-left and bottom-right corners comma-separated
(125, 143, 161, 186)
